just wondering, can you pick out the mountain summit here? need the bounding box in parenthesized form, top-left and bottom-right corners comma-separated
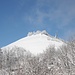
(2, 30, 64, 55)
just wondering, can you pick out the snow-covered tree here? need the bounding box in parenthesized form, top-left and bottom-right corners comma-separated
(0, 49, 3, 69)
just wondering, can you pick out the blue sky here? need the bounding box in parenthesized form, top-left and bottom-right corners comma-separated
(0, 0, 75, 47)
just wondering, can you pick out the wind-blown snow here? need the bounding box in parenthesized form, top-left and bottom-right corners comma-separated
(2, 31, 64, 55)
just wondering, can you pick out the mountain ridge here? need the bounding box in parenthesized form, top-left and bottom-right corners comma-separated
(1, 30, 64, 55)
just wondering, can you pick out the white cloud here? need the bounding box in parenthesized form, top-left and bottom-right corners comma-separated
(23, 0, 75, 30)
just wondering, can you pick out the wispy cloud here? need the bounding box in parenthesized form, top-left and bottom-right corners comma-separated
(23, 0, 75, 29)
(21, 0, 75, 39)
(63, 29, 75, 40)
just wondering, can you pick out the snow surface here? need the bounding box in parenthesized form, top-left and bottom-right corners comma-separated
(2, 31, 64, 55)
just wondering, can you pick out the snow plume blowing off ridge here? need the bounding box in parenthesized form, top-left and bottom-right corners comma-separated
(2, 30, 64, 55)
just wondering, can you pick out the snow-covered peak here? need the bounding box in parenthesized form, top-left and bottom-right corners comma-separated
(2, 30, 64, 55)
(27, 30, 49, 36)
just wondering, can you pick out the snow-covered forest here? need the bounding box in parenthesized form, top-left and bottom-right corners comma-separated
(0, 37, 75, 75)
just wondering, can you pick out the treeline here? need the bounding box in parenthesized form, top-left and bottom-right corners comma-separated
(0, 39, 75, 75)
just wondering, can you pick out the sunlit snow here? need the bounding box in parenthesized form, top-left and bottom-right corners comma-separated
(2, 31, 64, 55)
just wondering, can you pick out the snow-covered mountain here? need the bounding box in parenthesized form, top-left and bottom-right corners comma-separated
(2, 30, 64, 55)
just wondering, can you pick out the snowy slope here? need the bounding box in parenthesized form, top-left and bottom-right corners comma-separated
(2, 30, 64, 55)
